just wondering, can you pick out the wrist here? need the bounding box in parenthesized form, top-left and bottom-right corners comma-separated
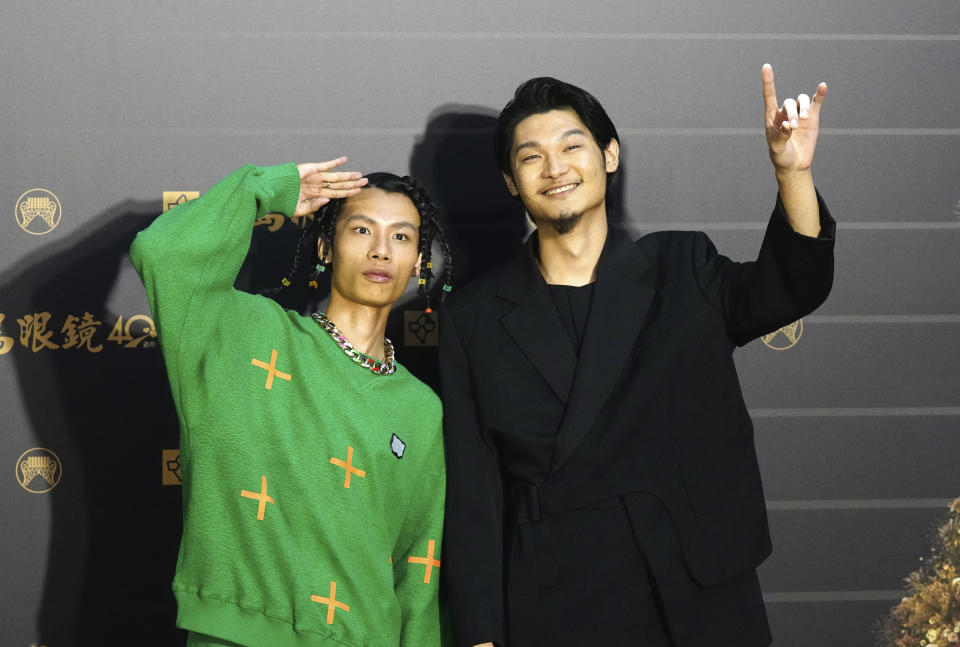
(774, 167, 813, 184)
(257, 163, 301, 217)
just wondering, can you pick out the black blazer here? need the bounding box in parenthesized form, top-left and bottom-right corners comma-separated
(440, 195, 836, 646)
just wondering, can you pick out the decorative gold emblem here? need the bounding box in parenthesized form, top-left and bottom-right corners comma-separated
(162, 191, 199, 213)
(162, 449, 182, 486)
(16, 448, 62, 493)
(404, 310, 439, 347)
(761, 319, 803, 350)
(16, 189, 61, 235)
(108, 314, 157, 348)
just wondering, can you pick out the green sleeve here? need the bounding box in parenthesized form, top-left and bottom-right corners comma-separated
(394, 424, 448, 647)
(128, 163, 299, 400)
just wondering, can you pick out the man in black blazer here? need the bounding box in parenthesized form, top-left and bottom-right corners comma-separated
(440, 66, 834, 647)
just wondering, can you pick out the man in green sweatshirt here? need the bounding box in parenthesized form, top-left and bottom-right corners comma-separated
(130, 158, 448, 647)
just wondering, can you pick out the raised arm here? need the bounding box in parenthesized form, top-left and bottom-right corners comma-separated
(129, 159, 364, 394)
(687, 67, 835, 345)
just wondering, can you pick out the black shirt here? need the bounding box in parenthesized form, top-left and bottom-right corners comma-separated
(546, 282, 594, 353)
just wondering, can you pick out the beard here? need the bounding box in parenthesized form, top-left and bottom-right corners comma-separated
(533, 210, 583, 235)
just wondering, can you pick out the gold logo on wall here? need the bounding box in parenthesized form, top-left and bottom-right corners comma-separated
(16, 189, 62, 235)
(761, 319, 803, 350)
(163, 191, 199, 213)
(404, 310, 439, 347)
(162, 449, 182, 485)
(16, 448, 62, 493)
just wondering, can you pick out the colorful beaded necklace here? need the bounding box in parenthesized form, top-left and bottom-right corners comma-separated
(312, 311, 396, 375)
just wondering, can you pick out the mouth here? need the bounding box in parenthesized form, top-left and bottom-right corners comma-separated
(542, 182, 579, 197)
(363, 270, 393, 283)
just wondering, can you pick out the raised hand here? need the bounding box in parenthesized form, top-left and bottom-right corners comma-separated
(763, 64, 827, 174)
(295, 157, 369, 216)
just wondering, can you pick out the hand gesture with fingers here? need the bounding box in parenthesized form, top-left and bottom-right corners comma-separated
(295, 157, 369, 216)
(763, 64, 828, 174)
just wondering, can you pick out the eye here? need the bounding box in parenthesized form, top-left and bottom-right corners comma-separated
(521, 153, 540, 162)
(565, 144, 581, 151)
(393, 232, 410, 241)
(353, 226, 370, 234)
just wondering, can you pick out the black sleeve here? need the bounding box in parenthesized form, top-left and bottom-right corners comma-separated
(439, 303, 506, 647)
(693, 190, 836, 346)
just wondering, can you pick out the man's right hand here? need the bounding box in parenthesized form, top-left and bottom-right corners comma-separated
(295, 157, 368, 216)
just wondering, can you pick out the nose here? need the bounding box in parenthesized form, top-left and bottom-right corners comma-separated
(541, 152, 568, 179)
(368, 230, 391, 261)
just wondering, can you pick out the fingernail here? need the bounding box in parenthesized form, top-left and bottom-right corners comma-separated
(791, 118, 799, 128)
(800, 110, 809, 118)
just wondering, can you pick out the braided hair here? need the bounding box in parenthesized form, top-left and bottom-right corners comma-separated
(281, 172, 453, 312)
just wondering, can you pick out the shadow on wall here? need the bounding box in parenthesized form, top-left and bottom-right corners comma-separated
(409, 104, 526, 286)
(0, 203, 185, 645)
(393, 105, 525, 390)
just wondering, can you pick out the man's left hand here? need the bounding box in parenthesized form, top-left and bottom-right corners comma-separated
(763, 63, 828, 174)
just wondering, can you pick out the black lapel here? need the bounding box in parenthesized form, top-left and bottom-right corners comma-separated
(498, 234, 578, 403)
(550, 229, 656, 472)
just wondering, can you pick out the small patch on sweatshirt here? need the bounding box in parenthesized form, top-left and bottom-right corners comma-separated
(390, 434, 406, 459)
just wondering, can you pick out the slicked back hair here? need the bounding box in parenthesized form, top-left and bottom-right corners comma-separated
(494, 77, 620, 184)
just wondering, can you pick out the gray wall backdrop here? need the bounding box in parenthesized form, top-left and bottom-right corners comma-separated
(2, 1, 959, 645)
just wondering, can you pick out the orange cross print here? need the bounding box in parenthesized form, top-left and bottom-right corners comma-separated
(330, 446, 366, 488)
(408, 539, 442, 584)
(240, 475, 275, 520)
(251, 348, 292, 390)
(311, 580, 350, 625)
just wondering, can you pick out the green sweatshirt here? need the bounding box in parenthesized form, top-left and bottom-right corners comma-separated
(130, 164, 446, 647)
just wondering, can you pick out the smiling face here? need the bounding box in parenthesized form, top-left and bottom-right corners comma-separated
(504, 108, 619, 234)
(324, 188, 422, 309)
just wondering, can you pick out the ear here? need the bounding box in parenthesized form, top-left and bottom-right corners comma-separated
(317, 238, 332, 264)
(503, 171, 519, 197)
(604, 138, 620, 173)
(411, 252, 423, 278)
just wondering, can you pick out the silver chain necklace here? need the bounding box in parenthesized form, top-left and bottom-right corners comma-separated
(311, 312, 396, 375)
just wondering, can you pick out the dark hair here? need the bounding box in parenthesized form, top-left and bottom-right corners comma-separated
(281, 173, 453, 312)
(494, 77, 620, 180)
